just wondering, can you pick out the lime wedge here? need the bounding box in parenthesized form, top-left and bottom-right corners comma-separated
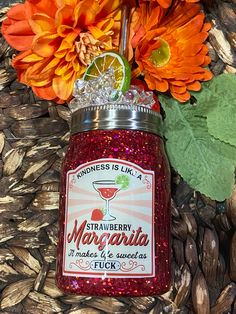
(115, 174, 130, 190)
(83, 51, 131, 93)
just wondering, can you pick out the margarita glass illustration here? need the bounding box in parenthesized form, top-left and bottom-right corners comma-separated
(93, 180, 120, 221)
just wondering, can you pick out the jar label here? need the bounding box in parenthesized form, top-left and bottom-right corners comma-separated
(63, 158, 155, 278)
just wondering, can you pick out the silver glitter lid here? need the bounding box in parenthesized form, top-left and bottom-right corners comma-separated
(71, 104, 163, 137)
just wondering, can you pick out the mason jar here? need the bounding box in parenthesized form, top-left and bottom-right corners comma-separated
(56, 104, 171, 296)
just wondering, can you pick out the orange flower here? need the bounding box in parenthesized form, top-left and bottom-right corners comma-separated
(140, 0, 171, 8)
(131, 1, 213, 102)
(2, 0, 122, 103)
(140, 0, 199, 9)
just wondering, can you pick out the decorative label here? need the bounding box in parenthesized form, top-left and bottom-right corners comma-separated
(63, 158, 155, 278)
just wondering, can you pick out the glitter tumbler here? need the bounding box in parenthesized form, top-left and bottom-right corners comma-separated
(56, 104, 171, 296)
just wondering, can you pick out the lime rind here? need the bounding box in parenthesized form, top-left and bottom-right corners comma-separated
(115, 174, 130, 190)
(83, 51, 131, 94)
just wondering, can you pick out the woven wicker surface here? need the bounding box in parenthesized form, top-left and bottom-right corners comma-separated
(0, 1, 236, 313)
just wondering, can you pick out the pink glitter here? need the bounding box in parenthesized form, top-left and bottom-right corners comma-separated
(56, 129, 171, 296)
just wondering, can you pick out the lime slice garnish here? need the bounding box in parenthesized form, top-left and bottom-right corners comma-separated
(83, 51, 131, 94)
(115, 174, 130, 190)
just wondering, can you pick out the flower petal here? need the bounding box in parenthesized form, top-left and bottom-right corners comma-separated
(29, 13, 56, 34)
(187, 81, 201, 91)
(32, 32, 59, 57)
(56, 4, 75, 28)
(7, 3, 27, 21)
(2, 23, 35, 51)
(52, 72, 76, 100)
(32, 0, 58, 18)
(41, 57, 61, 73)
(157, 0, 172, 9)
(171, 90, 191, 102)
(32, 85, 58, 100)
(21, 53, 44, 62)
(170, 84, 187, 93)
(55, 60, 71, 76)
(155, 79, 169, 92)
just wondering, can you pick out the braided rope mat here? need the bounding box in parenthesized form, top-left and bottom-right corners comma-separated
(0, 1, 236, 313)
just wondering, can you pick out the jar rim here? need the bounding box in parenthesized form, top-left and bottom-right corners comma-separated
(71, 104, 163, 137)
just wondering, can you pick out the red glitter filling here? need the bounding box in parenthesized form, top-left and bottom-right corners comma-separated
(56, 129, 171, 296)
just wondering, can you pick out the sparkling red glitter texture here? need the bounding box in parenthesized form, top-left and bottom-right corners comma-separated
(56, 129, 171, 296)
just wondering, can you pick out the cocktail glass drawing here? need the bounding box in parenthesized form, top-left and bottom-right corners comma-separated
(93, 180, 120, 221)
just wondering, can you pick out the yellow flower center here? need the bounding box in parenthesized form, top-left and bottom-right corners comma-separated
(149, 39, 171, 67)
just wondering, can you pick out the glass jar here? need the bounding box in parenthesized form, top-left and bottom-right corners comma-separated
(56, 104, 171, 297)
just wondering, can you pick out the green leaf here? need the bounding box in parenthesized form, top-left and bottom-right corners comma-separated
(208, 134, 236, 164)
(191, 74, 236, 147)
(191, 73, 236, 114)
(160, 94, 235, 201)
(207, 105, 236, 147)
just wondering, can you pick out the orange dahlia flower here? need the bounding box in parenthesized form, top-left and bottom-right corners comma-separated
(2, 0, 122, 103)
(140, 0, 199, 9)
(131, 1, 213, 102)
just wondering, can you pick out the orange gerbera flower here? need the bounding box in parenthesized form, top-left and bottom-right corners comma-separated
(2, 0, 122, 103)
(131, 1, 213, 102)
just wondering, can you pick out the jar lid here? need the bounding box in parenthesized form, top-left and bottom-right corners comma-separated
(71, 104, 163, 137)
